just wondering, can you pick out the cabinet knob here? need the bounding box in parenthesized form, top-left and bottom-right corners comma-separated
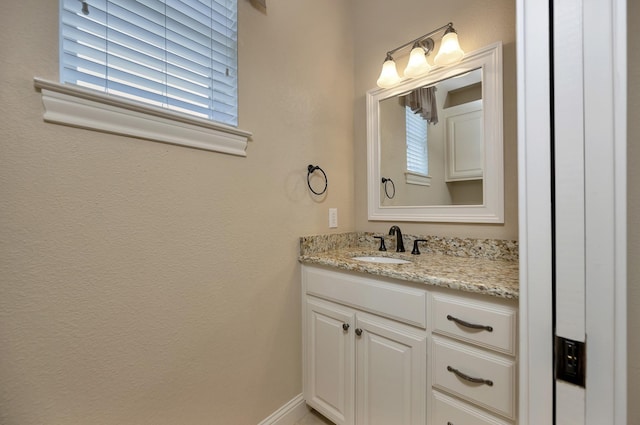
(342, 323, 350, 331)
(355, 328, 363, 336)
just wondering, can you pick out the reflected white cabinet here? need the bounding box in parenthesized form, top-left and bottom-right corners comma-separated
(444, 100, 484, 182)
(303, 266, 427, 425)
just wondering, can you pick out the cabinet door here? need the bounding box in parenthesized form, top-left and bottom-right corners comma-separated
(432, 390, 513, 425)
(431, 336, 516, 420)
(305, 297, 355, 425)
(444, 100, 484, 181)
(355, 313, 426, 425)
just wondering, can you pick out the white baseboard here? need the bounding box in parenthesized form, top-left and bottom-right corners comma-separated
(258, 394, 310, 425)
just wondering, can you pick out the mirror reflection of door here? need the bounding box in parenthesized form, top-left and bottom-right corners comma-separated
(379, 69, 483, 206)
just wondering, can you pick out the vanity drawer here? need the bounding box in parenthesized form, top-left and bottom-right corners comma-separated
(432, 390, 513, 425)
(432, 337, 516, 419)
(431, 293, 517, 355)
(303, 266, 427, 328)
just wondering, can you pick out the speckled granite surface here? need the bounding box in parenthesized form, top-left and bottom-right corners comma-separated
(299, 232, 519, 299)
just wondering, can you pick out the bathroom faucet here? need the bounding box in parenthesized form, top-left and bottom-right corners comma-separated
(388, 225, 405, 252)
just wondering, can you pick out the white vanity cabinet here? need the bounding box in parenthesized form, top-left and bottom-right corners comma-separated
(429, 291, 518, 424)
(303, 266, 427, 425)
(301, 264, 518, 425)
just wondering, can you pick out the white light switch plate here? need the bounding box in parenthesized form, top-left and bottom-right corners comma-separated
(329, 208, 338, 228)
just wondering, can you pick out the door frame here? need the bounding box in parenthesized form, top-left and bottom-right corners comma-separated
(516, 0, 554, 422)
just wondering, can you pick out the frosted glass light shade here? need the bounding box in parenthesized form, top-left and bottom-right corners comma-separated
(434, 31, 464, 66)
(403, 47, 431, 78)
(376, 59, 401, 88)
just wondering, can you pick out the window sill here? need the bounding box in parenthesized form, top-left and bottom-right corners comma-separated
(405, 171, 432, 186)
(33, 78, 252, 157)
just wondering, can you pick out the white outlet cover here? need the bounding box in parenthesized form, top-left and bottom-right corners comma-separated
(329, 208, 338, 228)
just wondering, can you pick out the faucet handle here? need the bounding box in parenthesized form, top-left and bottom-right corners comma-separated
(373, 236, 387, 251)
(411, 239, 428, 255)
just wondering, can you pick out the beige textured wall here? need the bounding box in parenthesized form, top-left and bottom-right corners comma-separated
(628, 0, 639, 421)
(351, 0, 517, 240)
(0, 1, 354, 424)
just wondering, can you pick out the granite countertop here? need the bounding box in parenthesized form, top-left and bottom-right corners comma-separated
(299, 233, 519, 300)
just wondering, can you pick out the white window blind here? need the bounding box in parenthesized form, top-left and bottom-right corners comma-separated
(60, 0, 238, 126)
(405, 106, 428, 175)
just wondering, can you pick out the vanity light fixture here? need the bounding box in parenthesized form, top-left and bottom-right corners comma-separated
(376, 22, 464, 89)
(404, 38, 434, 79)
(433, 25, 465, 66)
(376, 54, 402, 88)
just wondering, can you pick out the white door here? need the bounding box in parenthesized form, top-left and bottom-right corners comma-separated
(553, 0, 627, 423)
(553, 0, 588, 421)
(518, 0, 627, 424)
(354, 313, 426, 425)
(305, 297, 355, 425)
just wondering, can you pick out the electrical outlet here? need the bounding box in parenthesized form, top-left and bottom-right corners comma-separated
(555, 336, 585, 387)
(329, 208, 338, 228)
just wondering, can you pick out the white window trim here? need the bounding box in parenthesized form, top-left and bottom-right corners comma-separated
(404, 171, 432, 186)
(33, 78, 252, 157)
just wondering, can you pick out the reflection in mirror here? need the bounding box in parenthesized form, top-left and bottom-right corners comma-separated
(367, 42, 504, 223)
(379, 69, 483, 206)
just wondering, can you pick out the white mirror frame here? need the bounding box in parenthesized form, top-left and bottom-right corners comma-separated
(366, 42, 504, 223)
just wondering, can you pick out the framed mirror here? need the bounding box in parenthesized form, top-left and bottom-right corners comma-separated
(367, 42, 503, 223)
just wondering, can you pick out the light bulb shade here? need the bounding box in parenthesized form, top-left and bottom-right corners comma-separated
(403, 47, 431, 78)
(376, 59, 401, 88)
(434, 31, 464, 66)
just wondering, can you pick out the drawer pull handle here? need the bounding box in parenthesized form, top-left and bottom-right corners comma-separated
(342, 323, 350, 331)
(447, 365, 494, 386)
(355, 328, 363, 336)
(446, 314, 493, 332)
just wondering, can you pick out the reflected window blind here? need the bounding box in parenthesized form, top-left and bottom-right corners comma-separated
(405, 106, 428, 175)
(60, 0, 238, 126)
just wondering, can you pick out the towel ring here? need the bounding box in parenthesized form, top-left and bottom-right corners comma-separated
(381, 177, 395, 199)
(307, 165, 328, 195)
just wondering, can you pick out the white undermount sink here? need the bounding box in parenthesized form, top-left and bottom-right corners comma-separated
(352, 256, 411, 264)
